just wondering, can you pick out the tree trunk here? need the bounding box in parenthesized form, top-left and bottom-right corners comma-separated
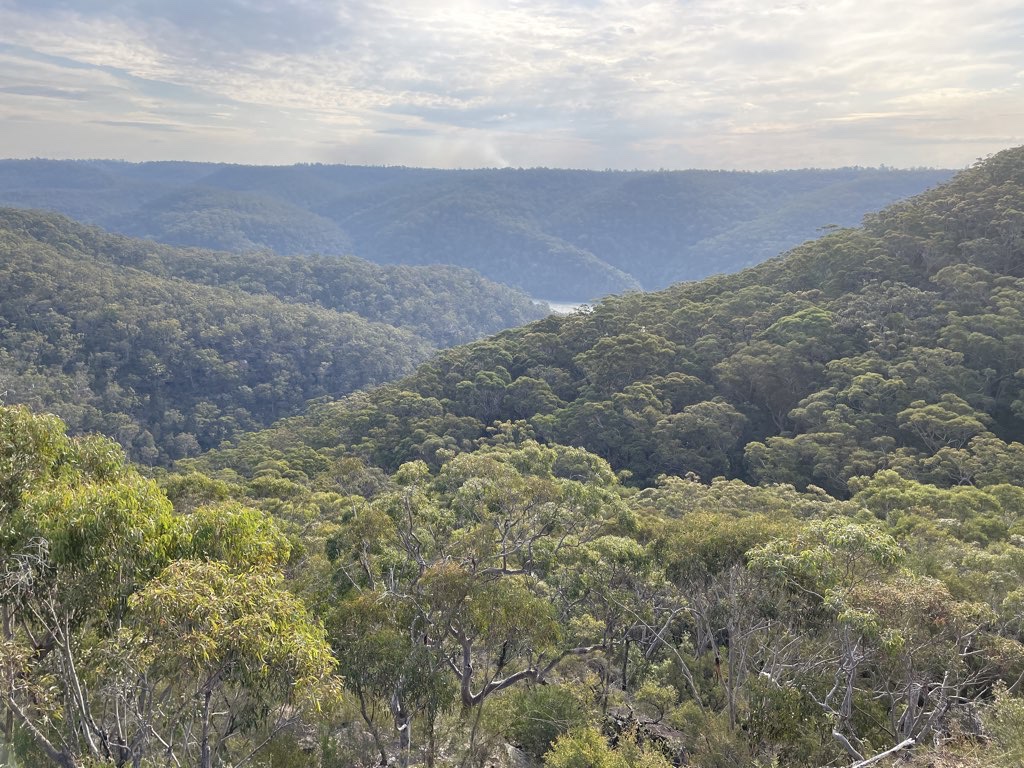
(356, 688, 389, 766)
(2, 605, 12, 766)
(426, 709, 438, 768)
(621, 638, 630, 693)
(200, 689, 213, 768)
(726, 619, 737, 731)
(391, 691, 412, 768)
(396, 714, 411, 768)
(0, 731, 11, 768)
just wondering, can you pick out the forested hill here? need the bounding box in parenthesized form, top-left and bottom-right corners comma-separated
(148, 147, 1024, 768)
(191, 146, 1024, 495)
(0, 209, 546, 463)
(0, 159, 951, 300)
(0, 208, 545, 347)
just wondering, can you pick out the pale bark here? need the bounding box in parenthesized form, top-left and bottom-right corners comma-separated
(849, 737, 915, 768)
(200, 689, 212, 768)
(6, 694, 79, 768)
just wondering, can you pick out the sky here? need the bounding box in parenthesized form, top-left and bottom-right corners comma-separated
(0, 0, 1021, 170)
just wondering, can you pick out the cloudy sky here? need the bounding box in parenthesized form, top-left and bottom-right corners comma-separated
(0, 0, 1021, 169)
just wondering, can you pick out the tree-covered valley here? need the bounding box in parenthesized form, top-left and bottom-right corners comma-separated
(3, 147, 1024, 768)
(0, 160, 951, 300)
(0, 208, 546, 464)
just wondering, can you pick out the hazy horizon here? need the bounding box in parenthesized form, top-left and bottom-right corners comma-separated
(0, 156, 962, 172)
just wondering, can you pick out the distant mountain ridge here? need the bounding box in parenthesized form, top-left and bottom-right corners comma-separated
(0, 159, 952, 300)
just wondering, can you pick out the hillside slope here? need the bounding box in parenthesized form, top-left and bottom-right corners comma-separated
(190, 147, 1024, 495)
(0, 160, 951, 299)
(164, 147, 1024, 768)
(0, 209, 546, 462)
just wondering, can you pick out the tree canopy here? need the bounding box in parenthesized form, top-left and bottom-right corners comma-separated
(154, 148, 1024, 767)
(0, 208, 545, 464)
(5, 148, 1024, 767)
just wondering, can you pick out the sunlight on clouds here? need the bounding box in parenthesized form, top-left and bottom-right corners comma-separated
(0, 0, 1020, 167)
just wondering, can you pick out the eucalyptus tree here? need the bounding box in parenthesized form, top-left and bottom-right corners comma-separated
(325, 441, 681, 766)
(0, 406, 339, 768)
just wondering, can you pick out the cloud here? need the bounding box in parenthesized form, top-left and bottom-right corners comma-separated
(0, 0, 1021, 168)
(0, 84, 90, 99)
(90, 119, 183, 131)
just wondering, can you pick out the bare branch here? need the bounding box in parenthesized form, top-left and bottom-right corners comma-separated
(849, 737, 915, 768)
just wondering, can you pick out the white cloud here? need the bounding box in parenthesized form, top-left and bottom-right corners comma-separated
(0, 0, 1020, 167)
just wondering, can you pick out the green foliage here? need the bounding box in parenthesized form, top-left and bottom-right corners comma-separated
(984, 683, 1024, 767)
(744, 675, 832, 764)
(130, 559, 338, 705)
(494, 684, 590, 759)
(186, 149, 1024, 493)
(0, 406, 339, 768)
(182, 501, 292, 570)
(544, 726, 620, 768)
(0, 208, 545, 464)
(543, 726, 673, 768)
(165, 147, 1024, 768)
(12, 149, 1024, 768)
